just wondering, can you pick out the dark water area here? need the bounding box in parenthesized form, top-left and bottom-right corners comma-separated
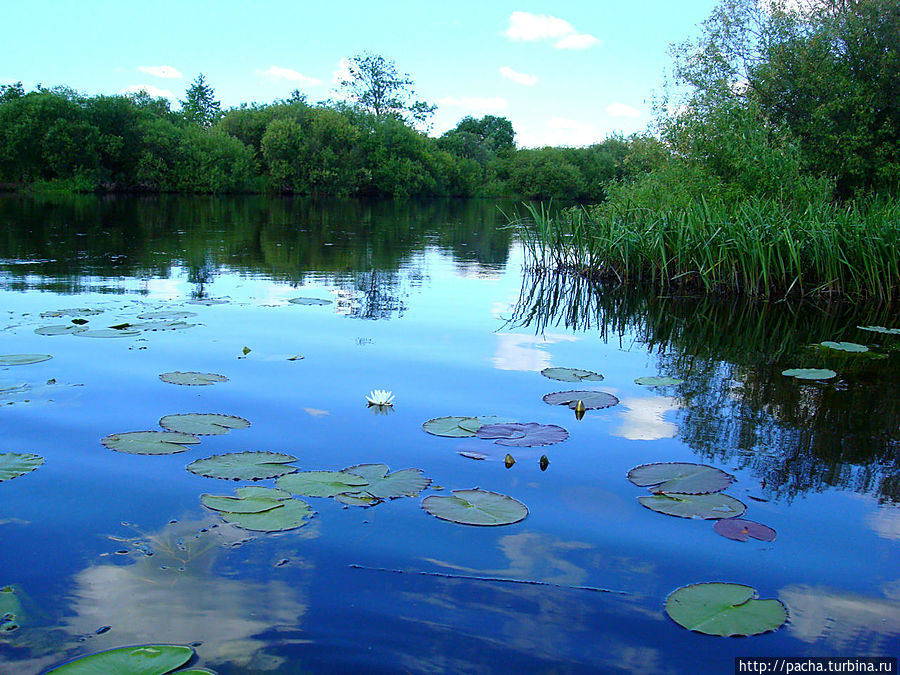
(0, 195, 897, 674)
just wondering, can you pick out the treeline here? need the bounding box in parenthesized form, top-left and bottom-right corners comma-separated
(0, 81, 650, 200)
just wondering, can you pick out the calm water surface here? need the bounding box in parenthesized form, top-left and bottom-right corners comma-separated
(0, 195, 898, 674)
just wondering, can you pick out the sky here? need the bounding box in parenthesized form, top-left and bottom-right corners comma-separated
(2, 0, 721, 147)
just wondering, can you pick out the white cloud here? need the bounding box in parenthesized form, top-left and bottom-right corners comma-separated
(261, 65, 321, 86)
(499, 66, 537, 86)
(612, 396, 680, 440)
(504, 11, 600, 50)
(606, 102, 641, 118)
(121, 84, 175, 99)
(438, 96, 508, 113)
(492, 333, 578, 372)
(137, 65, 182, 79)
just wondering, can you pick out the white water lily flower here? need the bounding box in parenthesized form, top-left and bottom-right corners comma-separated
(366, 389, 394, 406)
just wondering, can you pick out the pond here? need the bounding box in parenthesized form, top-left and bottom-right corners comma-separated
(0, 195, 898, 674)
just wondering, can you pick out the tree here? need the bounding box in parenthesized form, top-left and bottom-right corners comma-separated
(180, 74, 221, 128)
(338, 53, 435, 128)
(452, 115, 516, 154)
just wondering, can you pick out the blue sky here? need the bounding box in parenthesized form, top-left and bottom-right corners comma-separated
(2, 0, 720, 147)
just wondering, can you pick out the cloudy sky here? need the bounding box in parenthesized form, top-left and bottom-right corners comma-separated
(3, 0, 720, 147)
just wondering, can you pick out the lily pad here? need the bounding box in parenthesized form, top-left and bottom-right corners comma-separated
(74, 328, 141, 338)
(201, 486, 292, 513)
(187, 298, 229, 305)
(277, 470, 369, 497)
(186, 451, 298, 481)
(159, 371, 229, 386)
(129, 321, 196, 332)
(288, 297, 332, 306)
(456, 416, 517, 433)
(334, 492, 380, 507)
(0, 381, 30, 395)
(542, 390, 619, 410)
(628, 462, 734, 494)
(40, 308, 102, 318)
(714, 518, 777, 542)
(634, 376, 684, 386)
(665, 583, 787, 636)
(423, 416, 479, 437)
(34, 324, 88, 336)
(421, 489, 528, 526)
(339, 463, 432, 499)
(0, 453, 44, 482)
(819, 341, 868, 353)
(138, 311, 198, 320)
(475, 422, 569, 447)
(781, 368, 837, 380)
(540, 367, 604, 382)
(218, 498, 314, 532)
(638, 493, 746, 519)
(858, 325, 900, 335)
(44, 644, 197, 674)
(0, 354, 52, 366)
(159, 413, 250, 436)
(101, 431, 201, 455)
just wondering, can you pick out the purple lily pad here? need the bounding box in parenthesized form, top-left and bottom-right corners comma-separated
(713, 518, 777, 542)
(475, 422, 569, 447)
(542, 390, 619, 410)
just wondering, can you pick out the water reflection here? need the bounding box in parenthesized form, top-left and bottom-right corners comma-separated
(613, 396, 680, 441)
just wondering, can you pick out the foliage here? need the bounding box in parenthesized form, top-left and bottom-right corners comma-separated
(338, 53, 435, 128)
(180, 73, 221, 128)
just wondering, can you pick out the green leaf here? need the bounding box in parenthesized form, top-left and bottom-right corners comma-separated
(40, 308, 102, 318)
(781, 368, 837, 380)
(540, 367, 604, 382)
(159, 371, 229, 386)
(187, 298, 229, 305)
(634, 376, 684, 386)
(74, 328, 141, 338)
(0, 453, 44, 482)
(542, 390, 619, 410)
(857, 325, 900, 335)
(200, 492, 287, 514)
(0, 354, 52, 366)
(44, 644, 195, 674)
(665, 583, 787, 636)
(159, 413, 250, 436)
(277, 470, 368, 497)
(339, 464, 431, 499)
(288, 297, 332, 306)
(422, 416, 478, 437)
(101, 431, 201, 455)
(421, 489, 528, 526)
(819, 341, 868, 353)
(34, 324, 88, 336)
(218, 499, 314, 532)
(0, 381, 30, 395)
(628, 462, 734, 494)
(456, 416, 517, 433)
(186, 451, 298, 481)
(638, 493, 746, 519)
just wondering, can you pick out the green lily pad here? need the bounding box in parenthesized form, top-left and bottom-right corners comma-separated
(186, 451, 298, 481)
(638, 493, 746, 519)
(819, 341, 868, 353)
(0, 453, 44, 481)
(858, 325, 900, 335)
(628, 462, 734, 494)
(0, 381, 29, 395)
(339, 464, 432, 499)
(714, 518, 777, 542)
(138, 311, 198, 320)
(288, 297, 332, 306)
(159, 371, 229, 386)
(0, 354, 52, 366)
(665, 583, 787, 636)
(75, 328, 142, 338)
(423, 416, 478, 437)
(218, 498, 314, 532)
(34, 324, 88, 336)
(542, 390, 619, 410)
(540, 367, 604, 382)
(277, 470, 369, 497)
(44, 644, 197, 674)
(475, 422, 569, 447)
(187, 298, 229, 305)
(456, 416, 517, 433)
(40, 308, 103, 318)
(201, 486, 292, 513)
(101, 431, 201, 455)
(159, 413, 250, 436)
(334, 492, 380, 507)
(634, 376, 684, 386)
(129, 320, 197, 332)
(781, 368, 837, 380)
(421, 489, 528, 526)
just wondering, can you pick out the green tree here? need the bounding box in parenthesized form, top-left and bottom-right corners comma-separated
(180, 74, 221, 128)
(338, 53, 435, 127)
(452, 115, 516, 154)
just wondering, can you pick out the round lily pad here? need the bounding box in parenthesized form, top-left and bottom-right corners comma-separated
(138, 311, 198, 320)
(277, 470, 369, 497)
(542, 390, 619, 410)
(101, 431, 201, 455)
(40, 308, 103, 318)
(665, 583, 787, 636)
(638, 493, 746, 519)
(422, 489, 528, 526)
(0, 354, 52, 366)
(423, 416, 478, 437)
(201, 487, 292, 513)
(187, 298, 229, 305)
(857, 325, 900, 335)
(288, 297, 332, 306)
(540, 367, 604, 382)
(0, 453, 44, 482)
(634, 376, 684, 386)
(456, 416, 517, 433)
(339, 464, 432, 499)
(819, 341, 868, 353)
(34, 324, 88, 336)
(129, 321, 196, 332)
(218, 498, 314, 532)
(475, 422, 569, 447)
(0, 381, 29, 395)
(159, 413, 250, 436)
(187, 451, 297, 481)
(44, 643, 195, 674)
(628, 462, 734, 494)
(159, 371, 229, 386)
(74, 328, 141, 338)
(781, 368, 837, 380)
(713, 518, 777, 542)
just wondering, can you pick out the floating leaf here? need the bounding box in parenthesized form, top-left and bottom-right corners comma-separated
(138, 311, 198, 320)
(542, 390, 619, 410)
(638, 493, 746, 519)
(34, 324, 87, 336)
(858, 325, 900, 335)
(0, 381, 30, 395)
(456, 416, 517, 433)
(277, 470, 368, 497)
(101, 431, 201, 455)
(235, 485, 292, 500)
(287, 355, 305, 361)
(159, 413, 250, 436)
(187, 451, 297, 481)
(0, 453, 44, 482)
(218, 499, 314, 532)
(781, 368, 837, 380)
(540, 367, 604, 382)
(0, 354, 52, 366)
(40, 308, 102, 318)
(819, 341, 868, 353)
(627, 462, 734, 494)
(665, 583, 787, 636)
(421, 489, 528, 526)
(201, 487, 291, 513)
(75, 328, 141, 338)
(634, 376, 684, 386)
(422, 416, 478, 437)
(339, 463, 431, 499)
(458, 451, 487, 460)
(334, 492, 380, 507)
(129, 320, 196, 332)
(476, 422, 569, 447)
(288, 297, 332, 306)
(44, 644, 196, 674)
(187, 298, 229, 305)
(713, 518, 777, 542)
(159, 371, 229, 386)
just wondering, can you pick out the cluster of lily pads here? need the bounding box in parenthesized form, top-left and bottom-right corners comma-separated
(33, 307, 199, 339)
(101, 414, 250, 455)
(781, 325, 900, 381)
